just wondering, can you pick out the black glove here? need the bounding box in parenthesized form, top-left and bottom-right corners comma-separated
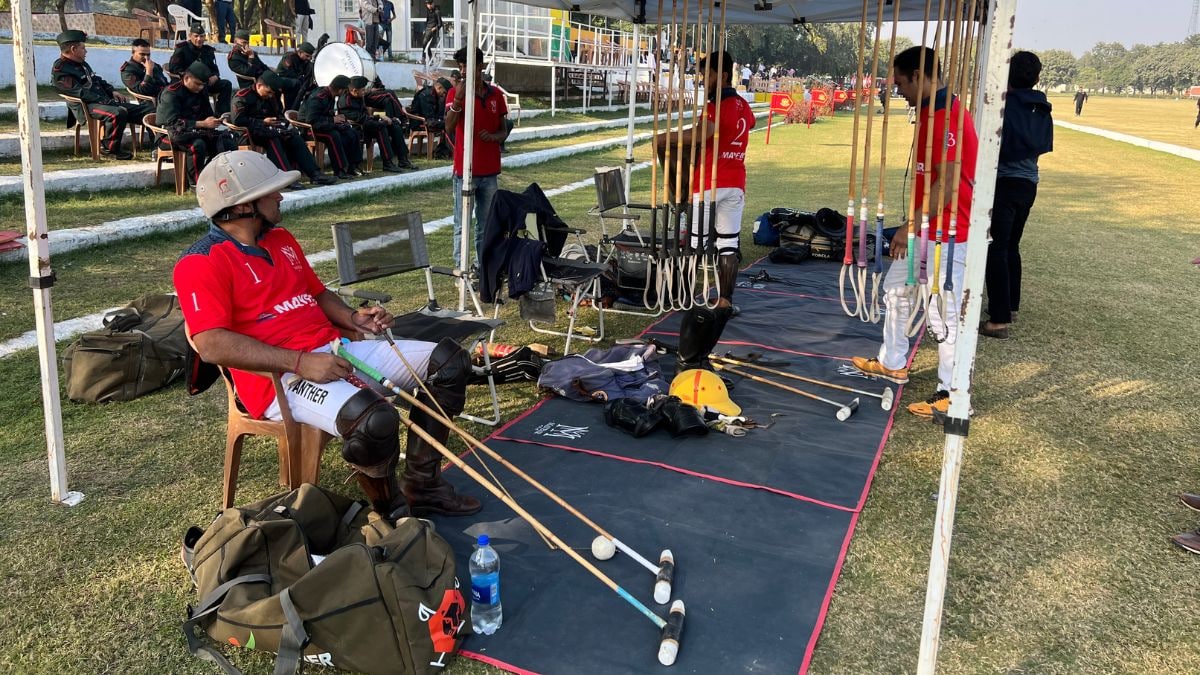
(652, 396, 709, 438)
(604, 398, 663, 438)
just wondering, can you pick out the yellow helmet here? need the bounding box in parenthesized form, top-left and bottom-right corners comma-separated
(670, 369, 741, 417)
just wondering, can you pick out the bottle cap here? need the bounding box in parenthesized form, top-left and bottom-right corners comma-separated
(478, 534, 489, 546)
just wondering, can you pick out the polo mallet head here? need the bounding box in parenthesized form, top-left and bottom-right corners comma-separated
(835, 397, 861, 422)
(654, 549, 675, 605)
(657, 600, 686, 666)
(880, 387, 894, 411)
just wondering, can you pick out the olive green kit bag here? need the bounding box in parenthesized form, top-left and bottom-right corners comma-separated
(181, 484, 470, 674)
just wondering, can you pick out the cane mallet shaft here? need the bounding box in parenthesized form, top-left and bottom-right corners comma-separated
(400, 412, 686, 665)
(711, 361, 860, 422)
(710, 354, 894, 410)
(338, 342, 679, 605)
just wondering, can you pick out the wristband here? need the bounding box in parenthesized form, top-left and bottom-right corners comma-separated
(449, 104, 463, 113)
(293, 350, 304, 374)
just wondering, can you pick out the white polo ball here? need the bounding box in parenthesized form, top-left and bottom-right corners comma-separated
(591, 536, 616, 560)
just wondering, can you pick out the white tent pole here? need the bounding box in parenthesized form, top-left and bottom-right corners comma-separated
(457, 0, 479, 311)
(14, 0, 81, 506)
(623, 21, 641, 201)
(551, 64, 556, 116)
(915, 0, 1013, 671)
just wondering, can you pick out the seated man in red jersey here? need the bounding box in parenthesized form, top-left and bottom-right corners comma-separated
(173, 151, 480, 519)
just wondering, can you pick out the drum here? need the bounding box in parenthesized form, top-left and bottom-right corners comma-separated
(313, 42, 376, 87)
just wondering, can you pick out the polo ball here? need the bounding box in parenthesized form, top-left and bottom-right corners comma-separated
(591, 536, 616, 560)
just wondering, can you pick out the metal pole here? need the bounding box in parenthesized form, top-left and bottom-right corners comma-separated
(551, 64, 557, 116)
(457, 0, 478, 310)
(915, 0, 1014, 671)
(624, 22, 641, 201)
(14, 0, 82, 506)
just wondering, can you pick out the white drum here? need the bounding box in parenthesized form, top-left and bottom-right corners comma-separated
(314, 42, 377, 87)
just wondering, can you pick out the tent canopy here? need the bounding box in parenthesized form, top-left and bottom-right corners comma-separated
(514, 0, 937, 25)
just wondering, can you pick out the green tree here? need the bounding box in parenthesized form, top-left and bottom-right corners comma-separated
(1037, 48, 1077, 88)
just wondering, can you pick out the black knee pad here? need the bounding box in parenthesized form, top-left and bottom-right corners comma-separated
(423, 337, 470, 417)
(336, 388, 400, 477)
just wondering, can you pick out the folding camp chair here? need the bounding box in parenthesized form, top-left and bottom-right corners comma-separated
(587, 167, 669, 317)
(330, 211, 506, 426)
(478, 184, 607, 354)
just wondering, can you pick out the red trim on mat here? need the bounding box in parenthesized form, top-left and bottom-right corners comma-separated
(491, 434, 858, 513)
(798, 509, 862, 675)
(461, 650, 544, 675)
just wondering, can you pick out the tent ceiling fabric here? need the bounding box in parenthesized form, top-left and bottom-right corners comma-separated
(514, 0, 939, 24)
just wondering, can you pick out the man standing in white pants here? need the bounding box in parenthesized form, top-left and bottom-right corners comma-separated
(851, 46, 978, 420)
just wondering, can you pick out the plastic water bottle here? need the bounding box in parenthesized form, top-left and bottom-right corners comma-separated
(469, 534, 503, 635)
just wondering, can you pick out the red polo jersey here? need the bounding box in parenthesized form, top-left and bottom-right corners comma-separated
(173, 225, 340, 418)
(692, 89, 757, 193)
(446, 83, 508, 178)
(913, 89, 978, 242)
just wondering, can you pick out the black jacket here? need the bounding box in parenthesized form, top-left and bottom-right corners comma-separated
(478, 183, 569, 303)
(1000, 88, 1054, 163)
(120, 59, 168, 98)
(337, 92, 373, 125)
(276, 51, 312, 84)
(168, 41, 219, 78)
(157, 80, 216, 142)
(228, 47, 269, 80)
(411, 86, 444, 125)
(52, 57, 116, 105)
(231, 86, 285, 139)
(299, 86, 339, 133)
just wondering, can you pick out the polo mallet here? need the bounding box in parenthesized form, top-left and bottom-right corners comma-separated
(839, 0, 871, 319)
(854, 0, 884, 323)
(340, 340, 679, 605)
(711, 354, 893, 411)
(709, 360, 860, 422)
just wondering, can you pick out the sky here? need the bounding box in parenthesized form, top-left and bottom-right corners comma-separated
(893, 0, 1196, 56)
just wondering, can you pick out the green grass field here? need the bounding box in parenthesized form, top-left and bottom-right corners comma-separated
(1050, 92, 1200, 150)
(1, 99, 1198, 673)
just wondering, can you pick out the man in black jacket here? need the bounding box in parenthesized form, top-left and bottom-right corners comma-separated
(341, 76, 416, 172)
(299, 74, 362, 179)
(232, 71, 335, 187)
(277, 42, 317, 106)
(168, 23, 233, 114)
(411, 78, 450, 159)
(228, 30, 302, 109)
(980, 51, 1053, 340)
(157, 61, 236, 187)
(120, 38, 169, 101)
(52, 30, 152, 160)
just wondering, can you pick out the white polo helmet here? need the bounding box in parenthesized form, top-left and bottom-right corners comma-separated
(196, 151, 300, 218)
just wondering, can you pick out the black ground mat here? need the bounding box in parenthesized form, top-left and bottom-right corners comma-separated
(429, 439, 854, 675)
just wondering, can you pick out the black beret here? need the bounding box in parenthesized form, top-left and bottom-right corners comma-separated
(259, 70, 283, 91)
(234, 29, 251, 40)
(56, 29, 88, 46)
(436, 77, 452, 89)
(330, 75, 351, 88)
(349, 76, 369, 89)
(186, 61, 212, 80)
(189, 22, 206, 35)
(297, 42, 315, 54)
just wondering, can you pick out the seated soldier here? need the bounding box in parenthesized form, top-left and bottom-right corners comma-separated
(231, 71, 335, 187)
(174, 150, 481, 519)
(411, 77, 450, 159)
(157, 62, 236, 188)
(52, 30, 153, 160)
(168, 23, 233, 114)
(228, 29, 302, 108)
(276, 41, 317, 106)
(340, 75, 416, 173)
(120, 38, 169, 101)
(299, 74, 363, 179)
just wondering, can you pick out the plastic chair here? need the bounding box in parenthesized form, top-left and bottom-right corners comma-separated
(495, 84, 521, 127)
(57, 94, 101, 160)
(221, 112, 262, 153)
(263, 19, 296, 54)
(143, 113, 187, 195)
(186, 327, 333, 508)
(132, 8, 170, 47)
(166, 3, 211, 41)
(284, 109, 323, 169)
(404, 110, 437, 160)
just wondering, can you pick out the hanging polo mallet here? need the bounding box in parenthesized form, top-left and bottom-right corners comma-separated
(712, 354, 894, 411)
(709, 359, 860, 422)
(339, 340, 679, 605)
(336, 344, 687, 664)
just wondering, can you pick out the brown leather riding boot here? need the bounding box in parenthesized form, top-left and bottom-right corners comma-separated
(356, 472, 411, 521)
(401, 425, 482, 517)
